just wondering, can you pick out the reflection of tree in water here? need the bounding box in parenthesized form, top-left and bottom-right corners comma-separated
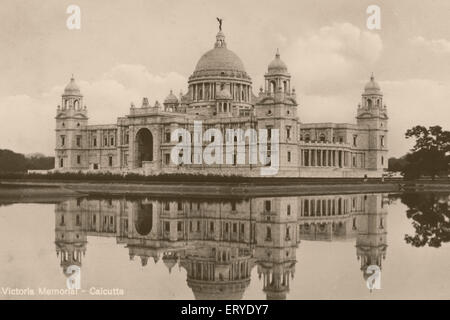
(401, 193, 450, 248)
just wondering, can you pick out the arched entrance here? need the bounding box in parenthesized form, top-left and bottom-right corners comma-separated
(136, 128, 153, 168)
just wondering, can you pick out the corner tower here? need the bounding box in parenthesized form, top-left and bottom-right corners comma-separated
(55, 76, 89, 171)
(356, 74, 388, 172)
(255, 51, 299, 176)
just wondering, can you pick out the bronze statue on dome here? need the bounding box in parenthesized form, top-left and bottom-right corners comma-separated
(216, 17, 223, 31)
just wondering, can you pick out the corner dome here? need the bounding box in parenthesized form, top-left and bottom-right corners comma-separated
(268, 50, 288, 74)
(64, 76, 81, 95)
(364, 74, 381, 94)
(191, 31, 249, 79)
(164, 90, 179, 104)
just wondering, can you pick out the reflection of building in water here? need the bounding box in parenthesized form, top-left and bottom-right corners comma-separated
(54, 193, 387, 298)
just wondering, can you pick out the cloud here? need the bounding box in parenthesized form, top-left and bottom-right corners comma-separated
(0, 65, 187, 155)
(381, 79, 450, 156)
(410, 36, 450, 54)
(283, 23, 382, 95)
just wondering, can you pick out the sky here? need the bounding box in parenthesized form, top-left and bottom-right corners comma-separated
(1, 0, 450, 156)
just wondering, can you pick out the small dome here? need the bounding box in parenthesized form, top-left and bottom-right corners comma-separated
(164, 90, 179, 104)
(364, 74, 381, 94)
(64, 76, 81, 95)
(268, 50, 288, 74)
(216, 88, 232, 100)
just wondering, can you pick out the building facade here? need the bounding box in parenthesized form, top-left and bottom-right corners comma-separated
(55, 27, 388, 177)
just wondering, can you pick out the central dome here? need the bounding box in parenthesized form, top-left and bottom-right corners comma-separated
(195, 48, 246, 74)
(191, 31, 249, 79)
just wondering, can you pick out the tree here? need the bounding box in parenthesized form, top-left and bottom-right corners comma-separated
(388, 156, 409, 172)
(0, 149, 54, 172)
(401, 193, 450, 248)
(403, 125, 450, 179)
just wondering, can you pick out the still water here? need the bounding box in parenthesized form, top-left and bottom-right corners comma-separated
(0, 192, 449, 300)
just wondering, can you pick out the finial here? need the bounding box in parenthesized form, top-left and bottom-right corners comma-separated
(216, 17, 223, 31)
(276, 48, 280, 58)
(370, 72, 374, 81)
(71, 73, 74, 80)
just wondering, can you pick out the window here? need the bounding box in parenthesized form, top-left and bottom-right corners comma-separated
(60, 135, 65, 146)
(381, 156, 384, 165)
(93, 138, 97, 147)
(319, 134, 326, 142)
(210, 222, 214, 232)
(286, 126, 291, 139)
(353, 135, 357, 147)
(77, 155, 81, 164)
(104, 137, 108, 146)
(165, 154, 170, 165)
(233, 223, 237, 233)
(380, 135, 385, 147)
(266, 226, 272, 240)
(267, 127, 272, 139)
(339, 137, 344, 143)
(60, 158, 64, 168)
(287, 204, 291, 216)
(125, 134, 129, 144)
(165, 132, 171, 142)
(177, 222, 183, 232)
(110, 137, 114, 146)
(76, 136, 81, 147)
(108, 156, 113, 167)
(164, 221, 170, 232)
(177, 202, 183, 211)
(264, 200, 271, 212)
(353, 155, 356, 167)
(164, 202, 170, 211)
(178, 135, 182, 142)
(231, 202, 236, 211)
(287, 151, 291, 162)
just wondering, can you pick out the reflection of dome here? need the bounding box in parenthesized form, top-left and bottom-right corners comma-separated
(364, 74, 381, 94)
(164, 90, 179, 104)
(189, 280, 250, 300)
(216, 89, 232, 100)
(64, 76, 81, 95)
(192, 31, 249, 79)
(268, 50, 288, 74)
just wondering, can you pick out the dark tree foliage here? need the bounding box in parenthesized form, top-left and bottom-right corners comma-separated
(403, 125, 450, 180)
(401, 192, 450, 248)
(0, 149, 54, 172)
(388, 156, 409, 172)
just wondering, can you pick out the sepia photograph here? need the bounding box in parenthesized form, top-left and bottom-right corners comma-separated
(0, 0, 449, 307)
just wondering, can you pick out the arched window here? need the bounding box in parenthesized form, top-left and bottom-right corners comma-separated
(305, 134, 310, 142)
(270, 81, 276, 93)
(319, 134, 326, 142)
(367, 98, 372, 107)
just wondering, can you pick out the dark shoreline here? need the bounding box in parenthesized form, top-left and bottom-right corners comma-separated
(1, 178, 449, 203)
